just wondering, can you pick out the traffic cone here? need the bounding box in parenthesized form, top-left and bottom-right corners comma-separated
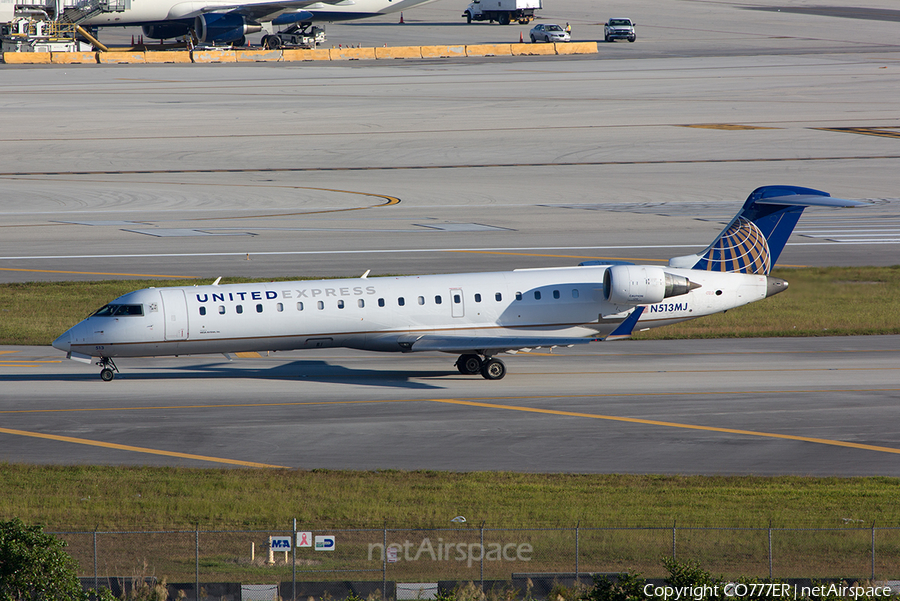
(399, 12, 404, 24)
(519, 31, 523, 43)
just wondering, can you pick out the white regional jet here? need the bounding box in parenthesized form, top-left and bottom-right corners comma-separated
(82, 0, 438, 45)
(53, 186, 862, 382)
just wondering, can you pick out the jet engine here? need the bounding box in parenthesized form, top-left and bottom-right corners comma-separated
(603, 265, 698, 305)
(142, 22, 191, 40)
(194, 13, 261, 43)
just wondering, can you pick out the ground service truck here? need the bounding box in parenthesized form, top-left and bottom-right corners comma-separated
(463, 0, 541, 25)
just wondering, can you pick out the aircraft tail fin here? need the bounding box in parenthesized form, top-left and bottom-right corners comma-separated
(668, 185, 865, 274)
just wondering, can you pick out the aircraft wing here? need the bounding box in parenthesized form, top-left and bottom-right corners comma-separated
(399, 334, 597, 354)
(167, 0, 343, 21)
(398, 307, 646, 353)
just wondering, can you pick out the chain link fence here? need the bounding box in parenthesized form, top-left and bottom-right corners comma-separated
(49, 525, 900, 600)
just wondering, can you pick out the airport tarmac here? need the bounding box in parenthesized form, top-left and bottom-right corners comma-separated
(1, 335, 899, 475)
(1, 0, 899, 475)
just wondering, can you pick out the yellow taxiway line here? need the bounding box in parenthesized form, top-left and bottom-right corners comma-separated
(430, 398, 900, 456)
(0, 427, 287, 469)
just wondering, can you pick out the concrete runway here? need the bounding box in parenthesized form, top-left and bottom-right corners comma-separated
(1, 0, 899, 474)
(1, 336, 899, 475)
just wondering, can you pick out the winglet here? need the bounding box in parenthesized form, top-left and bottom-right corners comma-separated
(604, 306, 645, 341)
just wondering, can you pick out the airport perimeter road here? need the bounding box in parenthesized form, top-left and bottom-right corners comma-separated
(1, 1, 900, 282)
(1, 336, 899, 475)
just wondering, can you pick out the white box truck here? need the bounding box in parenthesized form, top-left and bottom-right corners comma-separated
(462, 0, 541, 25)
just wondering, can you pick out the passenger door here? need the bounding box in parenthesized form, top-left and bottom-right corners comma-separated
(160, 289, 188, 341)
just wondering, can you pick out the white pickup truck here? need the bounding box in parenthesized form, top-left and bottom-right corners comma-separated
(604, 18, 636, 42)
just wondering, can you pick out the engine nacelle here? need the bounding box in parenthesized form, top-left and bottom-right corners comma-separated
(194, 13, 261, 43)
(142, 22, 191, 40)
(603, 265, 697, 305)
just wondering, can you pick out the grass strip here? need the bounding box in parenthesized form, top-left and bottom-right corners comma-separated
(1, 266, 898, 346)
(2, 466, 899, 531)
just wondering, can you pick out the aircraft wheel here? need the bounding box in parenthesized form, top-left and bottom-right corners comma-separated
(456, 353, 482, 375)
(480, 358, 506, 380)
(100, 368, 115, 382)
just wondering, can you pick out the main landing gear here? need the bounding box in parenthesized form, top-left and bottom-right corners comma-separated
(455, 353, 507, 380)
(97, 357, 119, 382)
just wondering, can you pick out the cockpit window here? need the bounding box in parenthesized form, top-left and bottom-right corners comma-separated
(93, 304, 143, 317)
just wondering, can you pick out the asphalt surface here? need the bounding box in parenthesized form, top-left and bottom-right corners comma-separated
(1, 0, 899, 474)
(2, 336, 899, 475)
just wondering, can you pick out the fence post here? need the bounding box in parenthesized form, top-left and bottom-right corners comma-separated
(195, 525, 200, 601)
(480, 522, 485, 592)
(575, 521, 580, 585)
(768, 525, 773, 579)
(93, 529, 98, 592)
(672, 520, 676, 561)
(871, 522, 876, 580)
(383, 526, 387, 601)
(293, 518, 297, 601)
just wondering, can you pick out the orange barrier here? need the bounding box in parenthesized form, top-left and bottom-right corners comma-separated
(420, 45, 466, 58)
(50, 51, 98, 64)
(235, 49, 283, 62)
(374, 46, 422, 59)
(510, 42, 556, 56)
(465, 44, 512, 57)
(330, 47, 377, 60)
(555, 41, 598, 55)
(191, 49, 236, 63)
(1, 52, 52, 64)
(144, 51, 191, 63)
(281, 48, 331, 61)
(98, 52, 145, 64)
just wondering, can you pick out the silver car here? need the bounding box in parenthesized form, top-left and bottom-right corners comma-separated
(530, 24, 571, 43)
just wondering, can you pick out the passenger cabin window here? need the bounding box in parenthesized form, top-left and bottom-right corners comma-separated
(338, 300, 345, 309)
(236, 305, 243, 314)
(277, 303, 283, 312)
(418, 296, 425, 305)
(297, 302, 304, 311)
(358, 299, 365, 308)
(515, 292, 522, 301)
(453, 294, 461, 304)
(218, 306, 226, 315)
(317, 301, 324, 310)
(553, 290, 560, 299)
(474, 294, 482, 303)
(199, 307, 206, 316)
(572, 289, 579, 299)
(256, 304, 263, 313)
(398, 297, 405, 306)
(534, 291, 541, 300)
(378, 298, 385, 307)
(495, 293, 502, 302)
(435, 295, 442, 304)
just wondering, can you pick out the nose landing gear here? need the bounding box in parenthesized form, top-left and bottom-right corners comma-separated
(455, 353, 507, 380)
(96, 357, 119, 382)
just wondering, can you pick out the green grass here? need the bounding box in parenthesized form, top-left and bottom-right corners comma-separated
(3, 466, 900, 531)
(6, 467, 900, 580)
(1, 267, 898, 346)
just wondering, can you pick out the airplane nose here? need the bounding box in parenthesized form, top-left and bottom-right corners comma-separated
(52, 329, 71, 352)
